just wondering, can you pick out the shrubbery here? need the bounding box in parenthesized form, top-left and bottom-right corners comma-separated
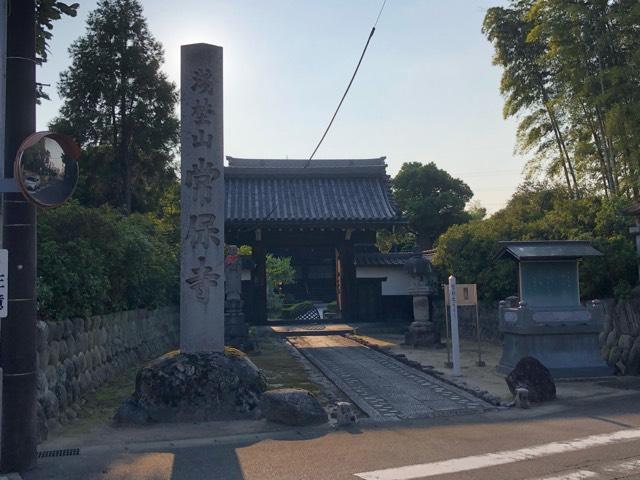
(38, 202, 179, 319)
(433, 187, 637, 303)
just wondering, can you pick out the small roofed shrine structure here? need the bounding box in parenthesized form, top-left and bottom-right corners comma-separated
(496, 240, 612, 378)
(224, 157, 406, 324)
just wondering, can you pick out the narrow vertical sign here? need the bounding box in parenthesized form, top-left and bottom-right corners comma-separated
(0, 249, 7, 317)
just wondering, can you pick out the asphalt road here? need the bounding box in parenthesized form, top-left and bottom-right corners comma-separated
(24, 393, 640, 480)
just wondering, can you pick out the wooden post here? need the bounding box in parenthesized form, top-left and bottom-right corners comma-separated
(252, 242, 267, 325)
(339, 241, 357, 322)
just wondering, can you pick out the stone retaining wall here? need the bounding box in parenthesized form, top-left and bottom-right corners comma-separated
(599, 298, 640, 375)
(35, 306, 179, 441)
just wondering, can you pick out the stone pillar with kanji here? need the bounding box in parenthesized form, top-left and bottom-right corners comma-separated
(180, 44, 225, 353)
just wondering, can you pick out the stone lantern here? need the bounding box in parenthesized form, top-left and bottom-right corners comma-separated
(404, 253, 439, 346)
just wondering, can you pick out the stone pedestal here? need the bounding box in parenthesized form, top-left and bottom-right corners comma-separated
(405, 285, 440, 347)
(114, 349, 266, 424)
(224, 245, 250, 350)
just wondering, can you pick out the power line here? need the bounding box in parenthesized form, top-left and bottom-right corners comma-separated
(305, 0, 388, 166)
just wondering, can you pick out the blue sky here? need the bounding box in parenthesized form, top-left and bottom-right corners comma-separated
(36, 0, 521, 213)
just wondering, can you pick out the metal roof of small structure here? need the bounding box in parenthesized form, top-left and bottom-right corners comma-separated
(355, 252, 415, 267)
(224, 157, 404, 227)
(496, 241, 602, 260)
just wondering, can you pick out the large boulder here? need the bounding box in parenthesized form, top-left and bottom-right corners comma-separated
(506, 357, 556, 403)
(260, 388, 327, 426)
(114, 348, 266, 424)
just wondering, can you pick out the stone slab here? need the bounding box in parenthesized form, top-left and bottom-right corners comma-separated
(271, 324, 355, 336)
(289, 335, 491, 422)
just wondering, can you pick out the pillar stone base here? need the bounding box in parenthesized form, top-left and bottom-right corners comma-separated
(405, 321, 441, 347)
(114, 349, 266, 424)
(225, 299, 253, 351)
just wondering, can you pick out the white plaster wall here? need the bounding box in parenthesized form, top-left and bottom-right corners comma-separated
(357, 266, 412, 296)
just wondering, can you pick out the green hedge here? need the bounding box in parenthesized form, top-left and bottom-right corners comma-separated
(433, 190, 637, 303)
(37, 202, 178, 319)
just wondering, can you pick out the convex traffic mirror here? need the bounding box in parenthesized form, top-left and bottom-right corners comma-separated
(14, 132, 80, 208)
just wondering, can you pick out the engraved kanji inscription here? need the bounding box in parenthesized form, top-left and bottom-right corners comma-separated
(186, 213, 221, 249)
(191, 67, 214, 95)
(185, 158, 221, 205)
(186, 256, 220, 304)
(192, 129, 213, 149)
(192, 98, 214, 125)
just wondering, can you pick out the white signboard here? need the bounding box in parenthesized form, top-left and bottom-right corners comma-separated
(444, 283, 477, 306)
(0, 249, 7, 317)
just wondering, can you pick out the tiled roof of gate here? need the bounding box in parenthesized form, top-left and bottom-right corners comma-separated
(224, 157, 404, 226)
(355, 252, 415, 267)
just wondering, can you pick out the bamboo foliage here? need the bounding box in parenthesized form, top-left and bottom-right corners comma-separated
(483, 0, 640, 199)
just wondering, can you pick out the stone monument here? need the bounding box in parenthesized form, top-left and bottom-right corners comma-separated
(404, 253, 439, 346)
(114, 44, 266, 425)
(496, 241, 612, 378)
(180, 43, 225, 353)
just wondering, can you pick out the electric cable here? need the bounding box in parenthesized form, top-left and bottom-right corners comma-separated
(305, 0, 388, 166)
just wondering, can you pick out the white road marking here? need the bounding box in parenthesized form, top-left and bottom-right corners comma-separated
(602, 458, 640, 474)
(528, 471, 599, 480)
(354, 428, 640, 480)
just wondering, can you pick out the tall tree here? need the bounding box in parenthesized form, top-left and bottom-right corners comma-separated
(52, 0, 179, 213)
(484, 0, 640, 199)
(483, 1, 579, 198)
(392, 162, 473, 249)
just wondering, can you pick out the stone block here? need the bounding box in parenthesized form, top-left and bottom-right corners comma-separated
(37, 400, 48, 443)
(36, 372, 48, 398)
(63, 319, 73, 339)
(36, 320, 49, 352)
(45, 365, 57, 388)
(71, 317, 84, 335)
(43, 389, 59, 418)
(606, 330, 618, 348)
(506, 356, 556, 403)
(618, 334, 633, 351)
(56, 363, 67, 385)
(48, 340, 59, 366)
(627, 337, 640, 375)
(37, 348, 49, 370)
(608, 346, 623, 366)
(63, 357, 75, 380)
(54, 383, 68, 412)
(67, 335, 77, 357)
(260, 388, 327, 426)
(58, 339, 69, 361)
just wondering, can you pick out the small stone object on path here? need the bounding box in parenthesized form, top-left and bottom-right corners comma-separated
(114, 348, 266, 424)
(334, 401, 357, 427)
(506, 356, 556, 403)
(514, 387, 530, 409)
(260, 388, 328, 426)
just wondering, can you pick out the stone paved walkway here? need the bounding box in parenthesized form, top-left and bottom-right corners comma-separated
(288, 335, 492, 421)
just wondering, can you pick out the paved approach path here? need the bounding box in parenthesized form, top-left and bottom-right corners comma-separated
(288, 335, 491, 421)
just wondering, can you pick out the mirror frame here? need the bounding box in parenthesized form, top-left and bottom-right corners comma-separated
(13, 131, 81, 208)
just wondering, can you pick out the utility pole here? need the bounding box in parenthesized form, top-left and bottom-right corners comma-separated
(1, 0, 38, 472)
